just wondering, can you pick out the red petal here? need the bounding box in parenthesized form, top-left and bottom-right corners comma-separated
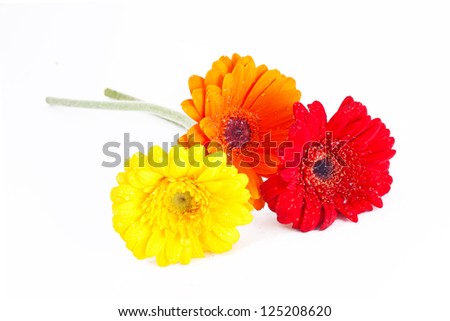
(364, 149, 396, 164)
(260, 173, 287, 212)
(367, 192, 384, 208)
(337, 203, 358, 222)
(307, 101, 327, 139)
(351, 118, 382, 150)
(299, 196, 323, 232)
(327, 97, 368, 138)
(349, 199, 373, 215)
(276, 190, 303, 225)
(339, 115, 372, 141)
(320, 203, 338, 230)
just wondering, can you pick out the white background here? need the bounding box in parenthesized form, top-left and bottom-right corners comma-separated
(1, 1, 449, 320)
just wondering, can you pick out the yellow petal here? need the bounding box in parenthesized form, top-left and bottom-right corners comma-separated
(212, 224, 240, 244)
(168, 146, 189, 179)
(202, 230, 232, 253)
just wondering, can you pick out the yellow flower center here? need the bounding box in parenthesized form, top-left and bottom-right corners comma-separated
(171, 191, 193, 212)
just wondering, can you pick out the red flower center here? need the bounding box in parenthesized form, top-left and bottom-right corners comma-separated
(312, 157, 334, 180)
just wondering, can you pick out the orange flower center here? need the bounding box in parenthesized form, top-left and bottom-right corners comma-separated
(218, 110, 260, 154)
(224, 117, 252, 149)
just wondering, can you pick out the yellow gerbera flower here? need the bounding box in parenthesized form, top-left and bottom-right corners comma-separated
(110, 145, 253, 266)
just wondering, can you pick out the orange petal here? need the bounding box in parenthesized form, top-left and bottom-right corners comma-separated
(181, 99, 202, 122)
(236, 165, 263, 203)
(188, 75, 205, 93)
(221, 72, 235, 109)
(179, 124, 209, 146)
(250, 196, 265, 211)
(255, 64, 268, 81)
(213, 56, 232, 74)
(205, 55, 237, 88)
(253, 152, 279, 176)
(230, 53, 241, 66)
(199, 117, 219, 139)
(252, 77, 301, 125)
(230, 59, 257, 109)
(192, 88, 205, 118)
(205, 85, 223, 117)
(244, 69, 281, 109)
(205, 69, 224, 88)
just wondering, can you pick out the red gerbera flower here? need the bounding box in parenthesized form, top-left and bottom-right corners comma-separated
(261, 97, 395, 232)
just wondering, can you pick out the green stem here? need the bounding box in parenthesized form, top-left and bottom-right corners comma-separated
(45, 97, 195, 129)
(104, 88, 140, 101)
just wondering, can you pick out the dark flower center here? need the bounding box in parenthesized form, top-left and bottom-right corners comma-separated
(171, 191, 192, 212)
(224, 117, 251, 149)
(313, 157, 334, 180)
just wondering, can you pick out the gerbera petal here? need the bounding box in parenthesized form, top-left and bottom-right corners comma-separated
(166, 234, 183, 264)
(110, 183, 144, 205)
(299, 196, 323, 232)
(199, 117, 219, 139)
(307, 101, 327, 139)
(168, 146, 189, 178)
(260, 173, 287, 211)
(112, 201, 142, 234)
(320, 203, 338, 230)
(191, 88, 205, 118)
(202, 230, 232, 253)
(178, 240, 193, 265)
(276, 190, 303, 225)
(214, 203, 253, 227)
(337, 203, 358, 222)
(205, 85, 223, 117)
(236, 166, 263, 209)
(289, 102, 314, 144)
(349, 198, 374, 215)
(145, 229, 165, 257)
(204, 55, 233, 87)
(364, 149, 396, 164)
(244, 69, 281, 109)
(350, 118, 383, 150)
(251, 77, 300, 120)
(181, 99, 202, 122)
(156, 249, 169, 267)
(327, 96, 368, 138)
(366, 192, 384, 208)
(366, 135, 395, 153)
(205, 69, 225, 88)
(339, 114, 372, 141)
(130, 226, 151, 259)
(179, 124, 210, 147)
(230, 59, 257, 108)
(212, 224, 240, 244)
(123, 223, 150, 256)
(188, 75, 205, 93)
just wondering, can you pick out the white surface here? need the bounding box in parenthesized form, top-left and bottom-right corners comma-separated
(1, 1, 449, 320)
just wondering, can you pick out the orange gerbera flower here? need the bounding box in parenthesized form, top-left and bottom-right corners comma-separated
(179, 54, 301, 210)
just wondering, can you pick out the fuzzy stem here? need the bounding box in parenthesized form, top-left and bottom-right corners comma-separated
(104, 88, 139, 101)
(45, 97, 195, 129)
